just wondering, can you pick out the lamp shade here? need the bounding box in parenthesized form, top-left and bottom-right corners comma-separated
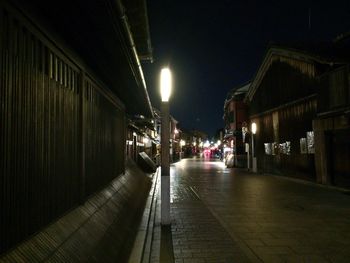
(251, 122, 257, 134)
(160, 68, 172, 102)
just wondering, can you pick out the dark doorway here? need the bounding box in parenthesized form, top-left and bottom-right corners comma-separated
(330, 129, 350, 188)
(133, 135, 137, 161)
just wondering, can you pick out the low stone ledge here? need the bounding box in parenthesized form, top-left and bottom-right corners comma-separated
(1, 159, 151, 263)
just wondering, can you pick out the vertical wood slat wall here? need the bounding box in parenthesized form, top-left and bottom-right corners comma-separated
(0, 4, 125, 254)
(319, 66, 349, 112)
(250, 60, 318, 179)
(255, 98, 317, 178)
(84, 76, 125, 196)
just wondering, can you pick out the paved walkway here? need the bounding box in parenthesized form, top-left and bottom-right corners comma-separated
(170, 187, 250, 263)
(150, 157, 350, 263)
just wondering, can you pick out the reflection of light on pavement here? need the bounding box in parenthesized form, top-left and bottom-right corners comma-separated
(203, 153, 210, 159)
(170, 165, 177, 203)
(170, 159, 199, 203)
(169, 158, 228, 204)
(175, 158, 187, 169)
(212, 161, 226, 169)
(203, 161, 211, 170)
(203, 160, 225, 171)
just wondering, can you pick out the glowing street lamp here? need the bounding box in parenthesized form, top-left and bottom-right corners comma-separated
(161, 68, 171, 102)
(251, 122, 257, 173)
(143, 137, 149, 145)
(180, 140, 186, 147)
(160, 68, 172, 225)
(251, 123, 257, 135)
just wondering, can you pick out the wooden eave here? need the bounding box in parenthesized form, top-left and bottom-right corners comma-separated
(124, 0, 153, 61)
(9, 0, 154, 118)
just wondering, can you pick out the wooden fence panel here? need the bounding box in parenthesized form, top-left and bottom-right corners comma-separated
(0, 3, 126, 254)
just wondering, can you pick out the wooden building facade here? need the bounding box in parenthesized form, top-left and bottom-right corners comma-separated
(223, 83, 249, 167)
(0, 0, 152, 254)
(314, 64, 350, 187)
(245, 46, 341, 181)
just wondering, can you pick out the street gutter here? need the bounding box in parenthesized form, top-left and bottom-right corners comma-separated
(128, 168, 160, 263)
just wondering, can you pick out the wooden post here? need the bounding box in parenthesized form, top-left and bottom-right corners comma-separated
(79, 71, 86, 204)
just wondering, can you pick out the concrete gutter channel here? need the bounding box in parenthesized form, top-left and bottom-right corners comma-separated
(128, 168, 160, 263)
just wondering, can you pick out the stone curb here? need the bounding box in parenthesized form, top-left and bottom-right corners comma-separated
(128, 168, 160, 263)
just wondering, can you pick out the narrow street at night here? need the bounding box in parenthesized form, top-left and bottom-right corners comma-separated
(150, 157, 350, 263)
(1, 1, 350, 262)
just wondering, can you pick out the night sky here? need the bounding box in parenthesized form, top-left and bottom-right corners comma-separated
(142, 0, 350, 137)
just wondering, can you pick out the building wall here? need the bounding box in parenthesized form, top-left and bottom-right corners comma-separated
(224, 100, 235, 131)
(84, 77, 125, 196)
(223, 97, 248, 167)
(0, 3, 125, 253)
(250, 60, 318, 180)
(234, 100, 248, 154)
(253, 98, 317, 179)
(250, 60, 317, 115)
(318, 65, 349, 112)
(314, 65, 350, 188)
(126, 128, 143, 162)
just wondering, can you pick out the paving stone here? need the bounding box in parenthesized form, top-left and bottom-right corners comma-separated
(253, 246, 294, 255)
(260, 238, 301, 246)
(255, 254, 286, 263)
(149, 158, 350, 263)
(168, 168, 252, 262)
(302, 255, 330, 263)
(289, 245, 320, 254)
(183, 258, 206, 263)
(243, 239, 265, 247)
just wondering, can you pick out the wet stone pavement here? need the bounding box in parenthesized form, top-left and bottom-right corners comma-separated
(171, 187, 250, 263)
(151, 157, 350, 263)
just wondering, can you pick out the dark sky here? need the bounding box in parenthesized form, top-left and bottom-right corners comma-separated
(142, 0, 350, 137)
